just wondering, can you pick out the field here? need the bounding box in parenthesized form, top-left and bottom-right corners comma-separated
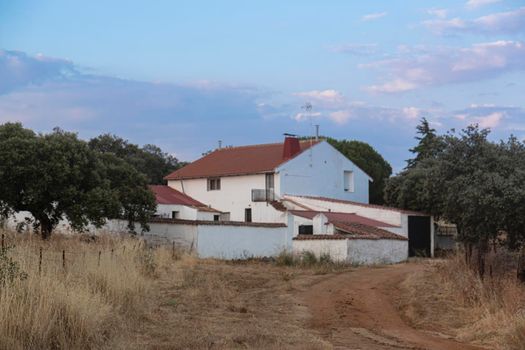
(1, 231, 524, 350)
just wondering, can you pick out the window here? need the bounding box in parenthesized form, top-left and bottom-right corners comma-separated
(298, 225, 313, 235)
(244, 208, 252, 222)
(213, 214, 220, 222)
(207, 177, 221, 191)
(171, 211, 179, 219)
(344, 171, 354, 192)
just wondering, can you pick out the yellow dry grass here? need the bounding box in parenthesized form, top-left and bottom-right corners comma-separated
(398, 255, 525, 350)
(0, 231, 164, 350)
(0, 230, 332, 350)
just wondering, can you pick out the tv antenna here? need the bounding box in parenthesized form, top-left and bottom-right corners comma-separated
(301, 102, 315, 167)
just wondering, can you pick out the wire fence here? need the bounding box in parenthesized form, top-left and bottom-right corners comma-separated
(0, 232, 182, 276)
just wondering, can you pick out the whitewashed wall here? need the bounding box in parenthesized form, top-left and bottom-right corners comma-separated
(293, 238, 408, 265)
(286, 195, 408, 236)
(346, 239, 408, 265)
(168, 174, 285, 223)
(196, 224, 289, 259)
(156, 204, 198, 220)
(277, 141, 371, 204)
(292, 239, 348, 261)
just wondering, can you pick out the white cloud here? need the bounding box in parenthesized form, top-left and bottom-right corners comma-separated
(293, 89, 344, 106)
(476, 112, 504, 128)
(402, 107, 422, 120)
(427, 8, 448, 19)
(328, 110, 352, 124)
(424, 7, 525, 35)
(365, 79, 417, 93)
(466, 0, 501, 10)
(362, 41, 525, 93)
(362, 12, 387, 21)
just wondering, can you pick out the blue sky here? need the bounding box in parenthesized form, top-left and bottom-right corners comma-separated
(1, 0, 524, 171)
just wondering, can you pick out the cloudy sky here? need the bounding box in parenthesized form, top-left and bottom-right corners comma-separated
(1, 0, 524, 171)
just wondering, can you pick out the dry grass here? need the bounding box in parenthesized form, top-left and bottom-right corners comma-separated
(128, 256, 332, 349)
(398, 254, 525, 350)
(0, 230, 174, 350)
(0, 231, 332, 349)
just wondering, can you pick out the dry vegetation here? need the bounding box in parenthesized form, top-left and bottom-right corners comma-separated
(0, 230, 343, 350)
(398, 254, 525, 350)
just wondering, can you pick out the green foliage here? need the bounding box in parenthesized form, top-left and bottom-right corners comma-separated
(275, 250, 295, 267)
(0, 123, 157, 238)
(0, 245, 27, 286)
(89, 134, 183, 184)
(385, 120, 525, 277)
(324, 138, 392, 204)
(301, 251, 318, 266)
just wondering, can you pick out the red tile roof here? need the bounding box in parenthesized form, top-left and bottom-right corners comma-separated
(289, 195, 428, 216)
(289, 210, 398, 228)
(331, 222, 407, 240)
(164, 140, 319, 180)
(149, 185, 220, 212)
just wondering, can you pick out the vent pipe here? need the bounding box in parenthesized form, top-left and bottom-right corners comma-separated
(315, 125, 319, 141)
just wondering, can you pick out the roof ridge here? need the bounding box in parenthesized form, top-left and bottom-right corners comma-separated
(215, 139, 318, 151)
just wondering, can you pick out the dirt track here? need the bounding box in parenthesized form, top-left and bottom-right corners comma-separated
(300, 262, 485, 350)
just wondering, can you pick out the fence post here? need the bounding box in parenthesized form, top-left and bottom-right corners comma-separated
(1, 233, 4, 250)
(98, 251, 101, 267)
(62, 250, 66, 270)
(172, 241, 175, 258)
(39, 247, 42, 275)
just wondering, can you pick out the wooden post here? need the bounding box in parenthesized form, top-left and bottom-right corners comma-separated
(1, 233, 4, 250)
(98, 251, 101, 267)
(39, 247, 42, 275)
(62, 250, 66, 270)
(172, 241, 175, 258)
(111, 248, 114, 259)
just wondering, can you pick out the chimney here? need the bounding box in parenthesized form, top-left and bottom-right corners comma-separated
(282, 135, 300, 160)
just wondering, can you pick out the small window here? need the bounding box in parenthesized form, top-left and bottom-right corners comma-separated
(299, 225, 313, 235)
(207, 178, 221, 191)
(344, 171, 354, 192)
(171, 211, 179, 219)
(213, 215, 220, 221)
(244, 208, 252, 222)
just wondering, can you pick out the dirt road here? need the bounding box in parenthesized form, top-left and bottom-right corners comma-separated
(300, 262, 485, 350)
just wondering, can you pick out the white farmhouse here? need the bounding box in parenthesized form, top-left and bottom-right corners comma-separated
(164, 136, 372, 223)
(141, 135, 435, 263)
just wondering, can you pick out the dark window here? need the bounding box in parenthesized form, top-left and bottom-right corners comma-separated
(207, 178, 221, 191)
(213, 215, 220, 221)
(171, 211, 179, 219)
(244, 208, 252, 222)
(299, 225, 313, 235)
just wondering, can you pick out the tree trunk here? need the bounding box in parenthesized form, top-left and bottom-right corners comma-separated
(518, 245, 525, 283)
(39, 217, 53, 240)
(477, 240, 487, 279)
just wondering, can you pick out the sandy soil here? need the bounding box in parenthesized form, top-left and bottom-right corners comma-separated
(299, 262, 486, 350)
(120, 259, 488, 349)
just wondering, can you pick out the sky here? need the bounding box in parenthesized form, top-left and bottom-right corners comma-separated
(1, 0, 524, 171)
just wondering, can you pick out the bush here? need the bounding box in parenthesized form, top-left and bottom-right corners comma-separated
(0, 245, 27, 286)
(301, 251, 318, 266)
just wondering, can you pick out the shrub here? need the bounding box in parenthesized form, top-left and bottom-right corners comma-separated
(0, 245, 27, 286)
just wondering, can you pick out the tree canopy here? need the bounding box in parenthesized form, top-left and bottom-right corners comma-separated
(89, 134, 184, 184)
(385, 119, 525, 279)
(0, 123, 156, 239)
(325, 138, 392, 204)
